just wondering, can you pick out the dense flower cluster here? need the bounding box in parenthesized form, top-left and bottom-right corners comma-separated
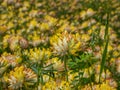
(0, 0, 120, 90)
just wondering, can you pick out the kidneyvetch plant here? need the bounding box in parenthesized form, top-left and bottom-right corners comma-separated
(51, 31, 81, 81)
(22, 48, 55, 89)
(0, 0, 120, 90)
(68, 53, 97, 90)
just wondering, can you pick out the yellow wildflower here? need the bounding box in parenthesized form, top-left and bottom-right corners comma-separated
(8, 66, 37, 89)
(28, 48, 51, 64)
(58, 81, 71, 90)
(80, 10, 86, 19)
(52, 32, 81, 56)
(0, 25, 7, 34)
(45, 15, 57, 27)
(8, 66, 24, 89)
(86, 8, 95, 17)
(40, 23, 49, 31)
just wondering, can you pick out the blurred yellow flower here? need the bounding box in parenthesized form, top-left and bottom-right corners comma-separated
(40, 23, 49, 31)
(45, 15, 57, 27)
(0, 25, 7, 34)
(95, 82, 116, 90)
(58, 81, 71, 90)
(7, 22, 14, 29)
(86, 8, 95, 17)
(28, 19, 38, 29)
(80, 10, 86, 19)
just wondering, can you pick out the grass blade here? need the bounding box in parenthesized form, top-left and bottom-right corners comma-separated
(99, 11, 110, 83)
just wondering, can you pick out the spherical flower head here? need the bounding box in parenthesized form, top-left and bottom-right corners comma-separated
(28, 48, 51, 64)
(8, 36, 20, 51)
(8, 66, 25, 89)
(1, 52, 22, 67)
(52, 32, 81, 56)
(8, 66, 37, 89)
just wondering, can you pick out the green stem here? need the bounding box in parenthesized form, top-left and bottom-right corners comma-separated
(37, 60, 44, 90)
(37, 62, 43, 90)
(37, 63, 40, 90)
(78, 71, 81, 90)
(78, 71, 80, 84)
(99, 10, 110, 83)
(88, 68, 93, 90)
(0, 78, 2, 90)
(64, 56, 68, 81)
(79, 70, 84, 90)
(40, 60, 44, 85)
